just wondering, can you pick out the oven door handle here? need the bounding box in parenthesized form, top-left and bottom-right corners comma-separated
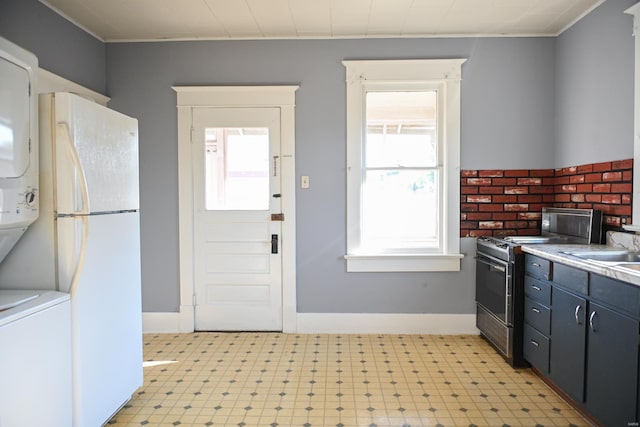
(492, 264, 506, 273)
(476, 257, 507, 273)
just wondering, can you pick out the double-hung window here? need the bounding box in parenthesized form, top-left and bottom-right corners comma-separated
(343, 59, 466, 272)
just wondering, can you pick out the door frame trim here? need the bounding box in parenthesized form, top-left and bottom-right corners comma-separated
(173, 86, 299, 333)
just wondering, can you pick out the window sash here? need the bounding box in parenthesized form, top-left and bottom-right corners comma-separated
(360, 85, 443, 253)
(364, 90, 438, 169)
(360, 166, 442, 253)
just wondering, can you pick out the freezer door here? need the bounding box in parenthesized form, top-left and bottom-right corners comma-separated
(53, 92, 139, 215)
(57, 212, 143, 426)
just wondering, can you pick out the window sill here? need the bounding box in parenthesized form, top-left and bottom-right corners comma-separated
(344, 253, 464, 272)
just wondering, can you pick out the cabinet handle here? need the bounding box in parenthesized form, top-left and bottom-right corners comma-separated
(589, 311, 598, 332)
(531, 262, 541, 267)
(531, 340, 539, 347)
(531, 285, 542, 291)
(574, 305, 582, 325)
(531, 307, 540, 314)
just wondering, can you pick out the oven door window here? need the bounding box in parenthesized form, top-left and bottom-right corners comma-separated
(476, 255, 511, 325)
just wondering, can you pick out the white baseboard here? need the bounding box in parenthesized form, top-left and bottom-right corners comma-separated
(143, 311, 479, 335)
(142, 312, 182, 333)
(295, 313, 479, 334)
(143, 306, 194, 333)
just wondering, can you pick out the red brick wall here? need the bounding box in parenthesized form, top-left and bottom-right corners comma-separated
(460, 159, 633, 238)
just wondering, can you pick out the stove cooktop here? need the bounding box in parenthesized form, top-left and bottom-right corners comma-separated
(476, 234, 580, 261)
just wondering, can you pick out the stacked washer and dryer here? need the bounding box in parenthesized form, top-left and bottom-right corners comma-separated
(0, 38, 72, 425)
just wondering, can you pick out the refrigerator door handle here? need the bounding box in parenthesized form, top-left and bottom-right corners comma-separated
(56, 123, 90, 215)
(68, 216, 89, 297)
(57, 123, 90, 296)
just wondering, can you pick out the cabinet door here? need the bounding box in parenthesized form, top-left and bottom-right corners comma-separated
(585, 302, 638, 427)
(549, 286, 586, 403)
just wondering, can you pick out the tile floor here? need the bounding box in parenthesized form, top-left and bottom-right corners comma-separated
(108, 333, 591, 427)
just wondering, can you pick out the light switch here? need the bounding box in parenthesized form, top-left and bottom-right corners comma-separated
(301, 176, 310, 189)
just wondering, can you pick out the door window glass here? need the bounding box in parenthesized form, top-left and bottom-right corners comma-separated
(204, 127, 270, 210)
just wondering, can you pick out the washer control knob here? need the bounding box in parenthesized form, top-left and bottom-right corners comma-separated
(25, 191, 36, 207)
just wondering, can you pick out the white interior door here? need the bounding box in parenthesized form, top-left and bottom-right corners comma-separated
(192, 107, 283, 331)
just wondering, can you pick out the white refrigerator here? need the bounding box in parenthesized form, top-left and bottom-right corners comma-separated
(0, 92, 143, 426)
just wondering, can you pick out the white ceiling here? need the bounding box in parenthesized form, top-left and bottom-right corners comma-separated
(39, 0, 604, 42)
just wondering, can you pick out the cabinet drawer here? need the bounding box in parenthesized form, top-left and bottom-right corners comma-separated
(553, 263, 588, 295)
(524, 275, 551, 305)
(523, 324, 550, 374)
(525, 255, 552, 281)
(590, 274, 640, 317)
(524, 297, 551, 335)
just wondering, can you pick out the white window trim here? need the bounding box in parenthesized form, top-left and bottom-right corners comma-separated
(625, 3, 640, 231)
(343, 59, 466, 272)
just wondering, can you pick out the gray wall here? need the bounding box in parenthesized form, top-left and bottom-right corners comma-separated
(555, 0, 635, 168)
(105, 37, 556, 313)
(2, 0, 635, 315)
(0, 0, 106, 94)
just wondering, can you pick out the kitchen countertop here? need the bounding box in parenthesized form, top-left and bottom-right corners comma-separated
(521, 243, 640, 288)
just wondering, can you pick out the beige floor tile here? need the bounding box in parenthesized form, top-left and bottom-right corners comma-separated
(107, 333, 590, 427)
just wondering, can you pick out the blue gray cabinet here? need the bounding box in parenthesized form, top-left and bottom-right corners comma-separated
(584, 301, 638, 426)
(549, 286, 586, 404)
(523, 255, 640, 427)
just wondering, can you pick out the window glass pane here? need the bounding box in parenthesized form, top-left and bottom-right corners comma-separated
(365, 91, 437, 168)
(361, 169, 439, 249)
(205, 127, 270, 210)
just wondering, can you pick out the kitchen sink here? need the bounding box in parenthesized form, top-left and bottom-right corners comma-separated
(615, 263, 640, 272)
(563, 250, 640, 263)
